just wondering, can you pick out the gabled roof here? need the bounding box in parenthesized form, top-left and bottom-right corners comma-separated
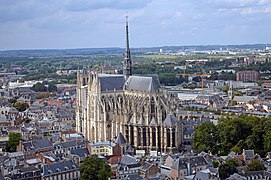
(54, 141, 77, 149)
(43, 160, 78, 176)
(115, 132, 126, 145)
(172, 158, 187, 170)
(163, 114, 177, 127)
(189, 156, 209, 167)
(126, 144, 134, 153)
(150, 117, 157, 126)
(120, 155, 138, 165)
(32, 138, 53, 149)
(125, 75, 161, 93)
(140, 162, 153, 171)
(70, 148, 89, 158)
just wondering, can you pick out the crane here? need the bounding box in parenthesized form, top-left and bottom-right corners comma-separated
(176, 73, 211, 90)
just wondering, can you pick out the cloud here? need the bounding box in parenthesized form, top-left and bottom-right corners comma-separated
(0, 0, 270, 49)
(64, 0, 152, 11)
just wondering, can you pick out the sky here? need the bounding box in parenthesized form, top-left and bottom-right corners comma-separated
(0, 0, 271, 50)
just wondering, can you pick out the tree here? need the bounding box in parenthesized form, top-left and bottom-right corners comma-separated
(79, 155, 112, 180)
(48, 82, 57, 92)
(231, 140, 245, 154)
(31, 82, 47, 92)
(12, 102, 29, 112)
(192, 121, 219, 154)
(246, 160, 266, 171)
(219, 161, 238, 179)
(212, 160, 219, 168)
(6, 132, 21, 152)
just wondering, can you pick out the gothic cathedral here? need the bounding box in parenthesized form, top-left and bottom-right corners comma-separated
(76, 18, 181, 154)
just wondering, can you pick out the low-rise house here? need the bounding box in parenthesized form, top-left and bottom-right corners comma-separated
(262, 102, 271, 113)
(193, 167, 219, 180)
(89, 141, 121, 156)
(38, 151, 59, 164)
(139, 162, 159, 177)
(242, 149, 255, 165)
(54, 141, 78, 155)
(160, 155, 209, 179)
(116, 155, 141, 179)
(68, 148, 90, 165)
(42, 160, 79, 180)
(18, 138, 54, 159)
(9, 166, 41, 180)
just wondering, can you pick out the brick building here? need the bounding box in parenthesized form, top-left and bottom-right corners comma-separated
(236, 71, 259, 82)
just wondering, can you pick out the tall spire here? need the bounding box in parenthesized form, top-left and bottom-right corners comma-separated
(123, 14, 132, 80)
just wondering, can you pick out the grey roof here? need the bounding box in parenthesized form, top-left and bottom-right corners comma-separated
(70, 148, 90, 158)
(226, 173, 246, 180)
(190, 156, 209, 167)
(43, 160, 78, 176)
(54, 141, 77, 149)
(243, 149, 254, 158)
(163, 114, 177, 127)
(126, 174, 143, 180)
(33, 138, 53, 149)
(126, 144, 134, 153)
(140, 162, 153, 171)
(42, 152, 59, 161)
(120, 155, 138, 165)
(24, 138, 53, 151)
(125, 75, 160, 92)
(115, 132, 126, 145)
(172, 158, 187, 170)
(98, 74, 125, 91)
(19, 166, 39, 172)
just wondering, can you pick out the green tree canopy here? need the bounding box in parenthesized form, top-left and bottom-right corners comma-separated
(6, 132, 21, 152)
(192, 121, 219, 154)
(12, 102, 29, 112)
(218, 160, 238, 179)
(246, 160, 266, 172)
(79, 155, 112, 180)
(31, 82, 47, 92)
(193, 116, 271, 156)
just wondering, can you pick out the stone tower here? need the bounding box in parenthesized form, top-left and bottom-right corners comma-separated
(123, 16, 132, 80)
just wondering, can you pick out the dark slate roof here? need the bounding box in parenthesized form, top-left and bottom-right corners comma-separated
(23, 142, 34, 151)
(127, 174, 143, 180)
(33, 138, 53, 149)
(172, 158, 187, 170)
(120, 155, 138, 165)
(140, 162, 153, 171)
(19, 166, 39, 172)
(115, 132, 126, 145)
(190, 156, 209, 167)
(163, 114, 177, 127)
(125, 75, 161, 93)
(54, 141, 77, 149)
(70, 148, 89, 158)
(43, 160, 78, 176)
(98, 74, 125, 91)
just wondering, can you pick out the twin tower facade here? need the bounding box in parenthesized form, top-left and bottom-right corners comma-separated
(76, 18, 181, 153)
